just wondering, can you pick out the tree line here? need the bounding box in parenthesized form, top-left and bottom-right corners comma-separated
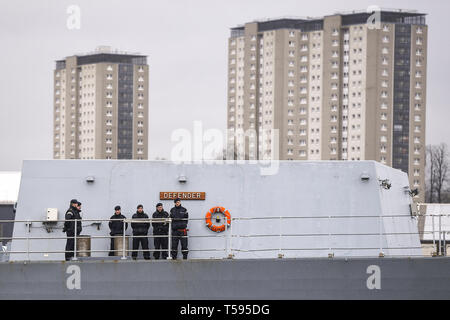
(426, 143, 450, 203)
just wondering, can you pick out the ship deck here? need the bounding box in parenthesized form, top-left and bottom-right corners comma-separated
(1, 256, 450, 300)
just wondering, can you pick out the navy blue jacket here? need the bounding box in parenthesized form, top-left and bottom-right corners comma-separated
(169, 206, 188, 230)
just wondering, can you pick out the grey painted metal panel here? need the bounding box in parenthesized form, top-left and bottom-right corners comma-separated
(0, 204, 15, 245)
(11, 160, 421, 261)
(0, 258, 449, 300)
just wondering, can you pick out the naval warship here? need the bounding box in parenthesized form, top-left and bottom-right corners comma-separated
(0, 160, 449, 300)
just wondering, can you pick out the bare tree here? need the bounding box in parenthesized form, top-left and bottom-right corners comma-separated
(434, 143, 449, 203)
(426, 145, 436, 203)
(426, 145, 433, 202)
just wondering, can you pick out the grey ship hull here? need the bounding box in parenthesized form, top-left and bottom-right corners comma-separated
(1, 257, 450, 300)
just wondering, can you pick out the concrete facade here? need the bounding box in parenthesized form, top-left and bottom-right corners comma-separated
(227, 10, 427, 201)
(53, 47, 149, 160)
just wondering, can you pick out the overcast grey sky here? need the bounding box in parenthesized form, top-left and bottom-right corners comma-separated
(0, 0, 449, 171)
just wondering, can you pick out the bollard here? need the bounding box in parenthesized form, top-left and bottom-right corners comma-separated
(115, 235, 129, 257)
(76, 235, 91, 257)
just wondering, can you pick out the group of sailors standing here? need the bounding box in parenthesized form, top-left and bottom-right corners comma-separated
(63, 198, 189, 261)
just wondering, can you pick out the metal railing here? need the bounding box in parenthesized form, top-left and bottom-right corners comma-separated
(0, 213, 449, 261)
(417, 203, 450, 256)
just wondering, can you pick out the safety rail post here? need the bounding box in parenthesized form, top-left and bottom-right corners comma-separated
(378, 214, 384, 257)
(224, 215, 228, 258)
(149, 220, 153, 258)
(438, 214, 442, 256)
(432, 213, 436, 256)
(121, 219, 126, 260)
(278, 216, 283, 259)
(229, 216, 233, 258)
(26, 225, 30, 261)
(444, 232, 447, 257)
(328, 215, 333, 258)
(73, 219, 78, 261)
(167, 218, 172, 260)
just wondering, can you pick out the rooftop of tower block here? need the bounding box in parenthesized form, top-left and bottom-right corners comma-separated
(230, 9, 427, 37)
(55, 46, 147, 70)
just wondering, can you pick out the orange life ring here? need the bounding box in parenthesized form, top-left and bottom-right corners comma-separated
(205, 206, 231, 233)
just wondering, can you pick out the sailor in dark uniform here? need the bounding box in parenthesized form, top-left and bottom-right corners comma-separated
(108, 205, 128, 256)
(152, 203, 169, 259)
(63, 199, 82, 261)
(169, 198, 189, 260)
(131, 204, 150, 260)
